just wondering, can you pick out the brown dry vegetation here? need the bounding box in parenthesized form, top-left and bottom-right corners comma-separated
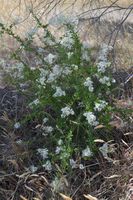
(0, 0, 133, 69)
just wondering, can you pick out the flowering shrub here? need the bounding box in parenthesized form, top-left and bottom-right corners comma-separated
(0, 16, 118, 172)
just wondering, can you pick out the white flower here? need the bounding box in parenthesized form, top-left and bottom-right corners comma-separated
(94, 100, 108, 111)
(112, 78, 116, 83)
(37, 68, 49, 86)
(19, 83, 29, 90)
(29, 165, 38, 173)
(79, 164, 85, 169)
(43, 160, 52, 171)
(96, 44, 113, 73)
(83, 112, 98, 126)
(43, 118, 48, 123)
(61, 106, 74, 118)
(53, 65, 62, 75)
(39, 68, 49, 77)
(55, 146, 62, 154)
(62, 67, 72, 75)
(38, 77, 46, 86)
(99, 143, 108, 158)
(47, 65, 62, 83)
(51, 176, 64, 192)
(83, 77, 94, 92)
(29, 99, 40, 107)
(53, 87, 66, 97)
(12, 62, 24, 79)
(16, 139, 23, 144)
(82, 146, 92, 158)
(70, 159, 77, 169)
(45, 53, 56, 64)
(82, 51, 90, 61)
(98, 43, 113, 62)
(47, 72, 56, 83)
(99, 76, 111, 86)
(58, 139, 63, 145)
(97, 61, 111, 73)
(30, 67, 36, 71)
(14, 122, 21, 129)
(72, 64, 78, 71)
(37, 48, 44, 53)
(67, 52, 73, 59)
(60, 31, 74, 49)
(42, 126, 53, 133)
(37, 148, 48, 160)
(60, 152, 69, 159)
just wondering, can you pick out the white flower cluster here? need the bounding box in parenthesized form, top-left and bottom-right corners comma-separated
(58, 139, 63, 145)
(61, 106, 74, 118)
(70, 159, 77, 169)
(83, 112, 98, 126)
(55, 139, 63, 154)
(55, 146, 62, 154)
(62, 67, 72, 76)
(42, 126, 53, 134)
(43, 117, 48, 123)
(41, 118, 53, 135)
(29, 165, 38, 173)
(43, 29, 55, 46)
(37, 148, 52, 171)
(83, 77, 94, 92)
(43, 160, 52, 171)
(37, 68, 49, 87)
(96, 72, 115, 87)
(14, 122, 21, 129)
(94, 100, 108, 111)
(79, 164, 85, 169)
(67, 52, 73, 59)
(72, 64, 78, 71)
(45, 53, 56, 64)
(99, 76, 111, 86)
(97, 61, 111, 73)
(82, 51, 90, 61)
(98, 43, 113, 62)
(36, 63, 75, 88)
(53, 87, 66, 97)
(69, 158, 87, 170)
(97, 43, 113, 73)
(82, 146, 92, 157)
(29, 98, 40, 107)
(47, 65, 62, 83)
(37, 148, 48, 160)
(12, 63, 24, 79)
(60, 31, 74, 49)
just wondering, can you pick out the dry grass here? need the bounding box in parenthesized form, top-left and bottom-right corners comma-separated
(0, 0, 133, 70)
